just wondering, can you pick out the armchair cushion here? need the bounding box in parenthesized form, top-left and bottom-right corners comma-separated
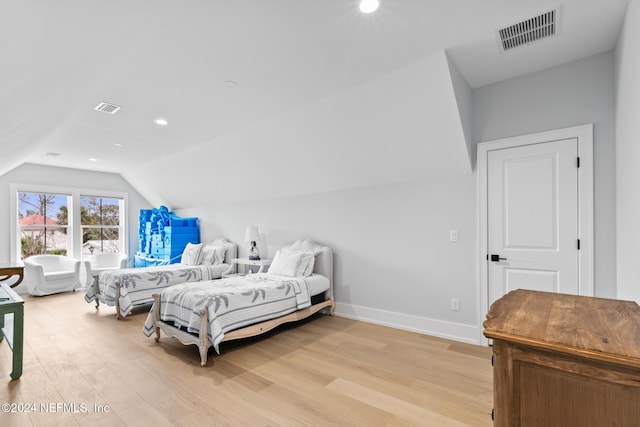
(87, 253, 127, 275)
(45, 271, 78, 281)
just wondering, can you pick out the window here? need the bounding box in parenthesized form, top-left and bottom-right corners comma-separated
(11, 184, 127, 264)
(81, 196, 122, 255)
(18, 192, 71, 259)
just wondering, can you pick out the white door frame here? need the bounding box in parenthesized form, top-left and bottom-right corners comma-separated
(477, 124, 594, 344)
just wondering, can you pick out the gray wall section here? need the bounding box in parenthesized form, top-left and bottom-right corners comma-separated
(472, 51, 617, 298)
(615, 0, 640, 302)
(177, 173, 479, 328)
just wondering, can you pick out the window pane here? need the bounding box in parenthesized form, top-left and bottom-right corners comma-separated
(82, 227, 120, 255)
(20, 227, 69, 258)
(19, 192, 68, 225)
(81, 196, 120, 226)
(19, 192, 69, 259)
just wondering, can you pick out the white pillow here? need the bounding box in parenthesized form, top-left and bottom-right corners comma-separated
(289, 239, 323, 255)
(180, 242, 203, 265)
(213, 246, 227, 264)
(268, 249, 315, 277)
(294, 249, 315, 277)
(286, 240, 322, 276)
(201, 245, 227, 265)
(268, 250, 301, 277)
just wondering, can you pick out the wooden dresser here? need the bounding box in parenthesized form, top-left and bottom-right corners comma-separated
(483, 289, 640, 427)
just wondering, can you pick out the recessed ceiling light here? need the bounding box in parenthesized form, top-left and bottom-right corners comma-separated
(45, 152, 61, 157)
(359, 0, 379, 13)
(89, 158, 98, 162)
(114, 143, 125, 147)
(222, 80, 238, 88)
(154, 118, 168, 126)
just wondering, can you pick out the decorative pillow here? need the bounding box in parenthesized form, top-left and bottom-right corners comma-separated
(211, 237, 230, 246)
(268, 250, 301, 277)
(214, 246, 227, 264)
(286, 240, 323, 276)
(180, 242, 203, 265)
(289, 248, 315, 277)
(203, 245, 227, 265)
(268, 248, 315, 277)
(210, 238, 233, 263)
(289, 239, 323, 255)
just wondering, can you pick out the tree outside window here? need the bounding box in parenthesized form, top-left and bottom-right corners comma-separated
(18, 192, 69, 259)
(81, 196, 121, 255)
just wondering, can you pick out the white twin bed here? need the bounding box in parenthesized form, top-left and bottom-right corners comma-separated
(142, 239, 334, 365)
(85, 238, 237, 319)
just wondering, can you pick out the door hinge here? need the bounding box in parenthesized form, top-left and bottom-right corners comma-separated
(577, 157, 580, 168)
(577, 239, 581, 250)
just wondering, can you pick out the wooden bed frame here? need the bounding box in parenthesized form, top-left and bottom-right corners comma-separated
(91, 279, 132, 320)
(91, 240, 237, 319)
(150, 243, 335, 366)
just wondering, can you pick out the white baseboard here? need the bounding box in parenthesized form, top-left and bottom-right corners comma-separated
(333, 302, 483, 345)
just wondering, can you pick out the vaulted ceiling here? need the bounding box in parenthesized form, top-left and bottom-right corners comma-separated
(0, 0, 629, 206)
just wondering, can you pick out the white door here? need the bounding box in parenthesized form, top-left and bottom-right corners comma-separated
(487, 138, 580, 306)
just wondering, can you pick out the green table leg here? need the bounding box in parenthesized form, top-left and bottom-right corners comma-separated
(0, 313, 4, 342)
(10, 305, 23, 379)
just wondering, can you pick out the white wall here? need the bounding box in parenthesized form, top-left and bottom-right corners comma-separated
(473, 52, 617, 298)
(0, 163, 151, 271)
(177, 173, 480, 343)
(615, 0, 640, 303)
(171, 51, 619, 344)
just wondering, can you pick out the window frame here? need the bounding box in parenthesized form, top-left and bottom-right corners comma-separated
(10, 183, 128, 264)
(80, 194, 124, 256)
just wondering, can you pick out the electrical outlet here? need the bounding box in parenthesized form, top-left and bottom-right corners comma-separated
(449, 230, 459, 242)
(450, 298, 460, 311)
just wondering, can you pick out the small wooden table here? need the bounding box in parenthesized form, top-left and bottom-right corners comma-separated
(0, 283, 24, 379)
(0, 266, 24, 288)
(484, 289, 640, 426)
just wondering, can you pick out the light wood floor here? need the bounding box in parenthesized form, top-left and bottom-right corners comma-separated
(0, 291, 493, 426)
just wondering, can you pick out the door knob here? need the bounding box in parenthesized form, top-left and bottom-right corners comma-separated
(490, 254, 507, 262)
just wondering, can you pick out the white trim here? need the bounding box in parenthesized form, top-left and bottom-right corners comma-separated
(477, 124, 594, 344)
(334, 302, 482, 345)
(10, 183, 128, 264)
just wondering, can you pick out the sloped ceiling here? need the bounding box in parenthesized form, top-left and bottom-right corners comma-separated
(129, 50, 470, 207)
(0, 0, 629, 206)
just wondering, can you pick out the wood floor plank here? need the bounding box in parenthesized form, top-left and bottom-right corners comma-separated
(327, 377, 469, 427)
(0, 291, 493, 426)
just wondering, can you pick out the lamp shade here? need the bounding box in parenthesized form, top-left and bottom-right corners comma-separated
(244, 225, 260, 242)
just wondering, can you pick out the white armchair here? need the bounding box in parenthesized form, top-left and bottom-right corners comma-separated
(24, 255, 82, 296)
(84, 253, 127, 278)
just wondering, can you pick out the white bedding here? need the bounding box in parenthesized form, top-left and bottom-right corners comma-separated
(85, 263, 231, 317)
(142, 273, 329, 353)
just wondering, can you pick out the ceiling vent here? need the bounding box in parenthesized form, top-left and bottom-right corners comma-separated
(497, 9, 558, 53)
(94, 102, 121, 115)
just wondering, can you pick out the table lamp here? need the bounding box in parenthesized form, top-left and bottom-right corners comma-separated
(244, 225, 261, 260)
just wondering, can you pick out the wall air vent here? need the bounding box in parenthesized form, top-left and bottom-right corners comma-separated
(497, 9, 558, 53)
(94, 102, 121, 114)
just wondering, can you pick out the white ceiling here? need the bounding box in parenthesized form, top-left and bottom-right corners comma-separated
(0, 0, 629, 205)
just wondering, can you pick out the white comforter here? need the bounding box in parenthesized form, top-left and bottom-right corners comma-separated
(142, 273, 311, 353)
(85, 263, 231, 317)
